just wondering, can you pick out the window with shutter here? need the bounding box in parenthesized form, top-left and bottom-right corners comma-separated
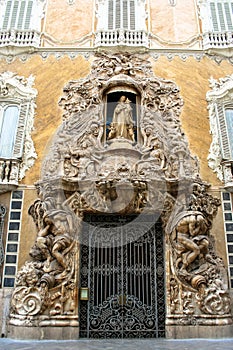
(95, 0, 148, 47)
(108, 0, 114, 30)
(199, 1, 233, 54)
(1, 0, 34, 31)
(209, 1, 233, 32)
(0, 0, 44, 49)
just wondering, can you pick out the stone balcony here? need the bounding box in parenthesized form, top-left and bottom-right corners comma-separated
(0, 29, 41, 48)
(94, 29, 149, 48)
(203, 31, 233, 57)
(0, 159, 20, 193)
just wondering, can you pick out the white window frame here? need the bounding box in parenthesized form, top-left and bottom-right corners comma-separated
(0, 72, 37, 184)
(207, 74, 233, 189)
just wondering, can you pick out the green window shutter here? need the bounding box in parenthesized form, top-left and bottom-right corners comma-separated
(210, 2, 219, 31)
(17, 1, 26, 30)
(107, 0, 137, 31)
(24, 1, 33, 30)
(2, 1, 12, 30)
(217, 3, 226, 31)
(224, 2, 233, 31)
(115, 0, 121, 29)
(130, 0, 135, 30)
(123, 0, 128, 29)
(210, 1, 233, 32)
(108, 0, 114, 30)
(10, 1, 19, 29)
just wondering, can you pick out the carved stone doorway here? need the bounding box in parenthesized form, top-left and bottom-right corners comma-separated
(8, 53, 233, 340)
(79, 214, 165, 338)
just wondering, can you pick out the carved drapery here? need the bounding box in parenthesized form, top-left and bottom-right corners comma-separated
(9, 52, 232, 331)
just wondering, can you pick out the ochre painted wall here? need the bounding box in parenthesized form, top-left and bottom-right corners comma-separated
(150, 0, 199, 43)
(43, 0, 94, 45)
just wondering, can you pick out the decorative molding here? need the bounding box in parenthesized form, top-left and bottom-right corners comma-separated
(168, 0, 177, 6)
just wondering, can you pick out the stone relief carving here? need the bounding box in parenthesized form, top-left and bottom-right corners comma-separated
(9, 53, 232, 330)
(165, 180, 231, 323)
(10, 199, 80, 326)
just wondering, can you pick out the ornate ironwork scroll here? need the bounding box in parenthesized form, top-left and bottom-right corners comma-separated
(80, 215, 165, 338)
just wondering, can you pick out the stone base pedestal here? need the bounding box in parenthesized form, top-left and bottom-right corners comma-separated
(166, 324, 233, 339)
(7, 325, 79, 340)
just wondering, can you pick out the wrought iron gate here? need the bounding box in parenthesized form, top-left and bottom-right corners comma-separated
(79, 215, 165, 338)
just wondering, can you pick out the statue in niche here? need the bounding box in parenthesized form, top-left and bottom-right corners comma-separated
(108, 96, 135, 141)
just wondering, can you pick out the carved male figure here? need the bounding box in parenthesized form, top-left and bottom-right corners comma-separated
(174, 213, 209, 271)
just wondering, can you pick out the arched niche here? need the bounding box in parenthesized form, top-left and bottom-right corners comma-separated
(103, 85, 141, 143)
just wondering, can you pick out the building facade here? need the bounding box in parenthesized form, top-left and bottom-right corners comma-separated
(0, 0, 233, 340)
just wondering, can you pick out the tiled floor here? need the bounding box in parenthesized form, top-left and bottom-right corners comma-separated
(1, 338, 233, 350)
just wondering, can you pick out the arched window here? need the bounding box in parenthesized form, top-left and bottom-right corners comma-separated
(0, 105, 19, 158)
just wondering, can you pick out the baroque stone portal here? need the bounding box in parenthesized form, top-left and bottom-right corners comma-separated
(8, 52, 232, 337)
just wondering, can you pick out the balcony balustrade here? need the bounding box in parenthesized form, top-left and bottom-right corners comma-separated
(203, 31, 233, 55)
(0, 29, 40, 47)
(0, 159, 20, 193)
(94, 29, 149, 48)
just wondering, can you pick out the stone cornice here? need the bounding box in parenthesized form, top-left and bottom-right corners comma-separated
(1, 46, 233, 65)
